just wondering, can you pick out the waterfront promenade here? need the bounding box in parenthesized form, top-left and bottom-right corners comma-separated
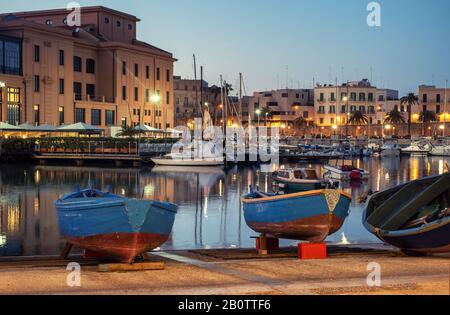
(0, 247, 448, 295)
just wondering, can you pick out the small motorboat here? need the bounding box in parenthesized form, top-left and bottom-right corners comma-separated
(151, 152, 224, 166)
(242, 188, 352, 242)
(401, 142, 431, 155)
(323, 162, 369, 181)
(55, 188, 178, 263)
(363, 173, 450, 255)
(380, 144, 401, 157)
(272, 168, 336, 192)
(430, 145, 450, 156)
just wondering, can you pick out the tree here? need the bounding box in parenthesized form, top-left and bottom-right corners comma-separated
(418, 110, 437, 136)
(384, 109, 405, 124)
(117, 125, 141, 138)
(400, 93, 419, 136)
(348, 110, 368, 125)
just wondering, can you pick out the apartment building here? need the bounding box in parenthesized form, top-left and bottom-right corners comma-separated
(417, 85, 450, 123)
(246, 89, 315, 128)
(314, 79, 399, 127)
(0, 6, 176, 129)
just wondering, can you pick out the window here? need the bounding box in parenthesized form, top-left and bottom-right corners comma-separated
(330, 93, 335, 101)
(91, 109, 101, 126)
(7, 87, 21, 125)
(341, 105, 346, 113)
(104, 17, 110, 24)
(437, 94, 441, 103)
(122, 61, 127, 75)
(75, 108, 85, 123)
(121, 117, 127, 127)
(359, 93, 365, 102)
(117, 21, 121, 27)
(320, 118, 324, 124)
(34, 75, 40, 92)
(350, 93, 357, 101)
(303, 111, 309, 118)
(134, 87, 139, 101)
(436, 105, 441, 114)
(166, 91, 170, 104)
(282, 93, 288, 98)
(319, 93, 324, 101)
(330, 118, 335, 124)
(128, 24, 133, 30)
(146, 66, 150, 79)
(145, 89, 150, 102)
(166, 69, 170, 82)
(156, 67, 160, 80)
(86, 59, 95, 74)
(378, 95, 385, 102)
(73, 56, 82, 72)
(122, 86, 127, 100)
(86, 84, 96, 99)
(423, 94, 428, 103)
(341, 92, 347, 100)
(34, 104, 40, 124)
(74, 82, 82, 100)
(59, 106, 64, 125)
(368, 93, 374, 102)
(105, 110, 115, 126)
(359, 105, 366, 113)
(59, 79, 64, 94)
(59, 50, 64, 66)
(329, 105, 336, 114)
(0, 37, 22, 75)
(34, 45, 40, 62)
(134, 64, 138, 77)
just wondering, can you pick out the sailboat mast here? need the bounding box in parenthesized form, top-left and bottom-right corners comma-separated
(200, 66, 204, 116)
(239, 73, 243, 125)
(193, 54, 198, 117)
(220, 75, 225, 134)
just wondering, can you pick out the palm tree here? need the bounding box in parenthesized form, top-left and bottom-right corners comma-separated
(117, 125, 140, 138)
(384, 109, 405, 124)
(348, 110, 368, 125)
(419, 110, 437, 136)
(400, 93, 419, 136)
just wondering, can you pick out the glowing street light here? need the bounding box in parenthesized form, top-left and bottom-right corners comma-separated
(151, 94, 160, 103)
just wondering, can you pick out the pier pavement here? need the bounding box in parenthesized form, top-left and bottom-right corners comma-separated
(0, 246, 448, 295)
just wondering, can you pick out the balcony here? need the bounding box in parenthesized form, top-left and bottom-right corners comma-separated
(75, 94, 117, 104)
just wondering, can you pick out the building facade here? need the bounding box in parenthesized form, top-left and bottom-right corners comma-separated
(246, 89, 315, 129)
(416, 85, 450, 124)
(0, 6, 176, 129)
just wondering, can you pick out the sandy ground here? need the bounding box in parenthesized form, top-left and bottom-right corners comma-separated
(0, 250, 448, 295)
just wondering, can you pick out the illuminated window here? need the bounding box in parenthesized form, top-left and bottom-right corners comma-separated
(7, 87, 21, 125)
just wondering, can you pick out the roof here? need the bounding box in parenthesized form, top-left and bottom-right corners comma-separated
(0, 6, 140, 22)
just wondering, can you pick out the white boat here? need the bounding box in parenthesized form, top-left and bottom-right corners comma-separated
(430, 145, 450, 156)
(151, 152, 224, 166)
(380, 144, 401, 157)
(401, 142, 431, 155)
(272, 168, 336, 191)
(324, 163, 369, 181)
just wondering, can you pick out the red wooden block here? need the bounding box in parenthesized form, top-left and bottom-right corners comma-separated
(256, 237, 280, 251)
(298, 243, 327, 259)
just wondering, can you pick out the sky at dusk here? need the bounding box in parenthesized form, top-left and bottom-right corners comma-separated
(1, 0, 450, 96)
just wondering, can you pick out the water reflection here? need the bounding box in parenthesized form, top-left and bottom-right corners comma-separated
(0, 156, 449, 256)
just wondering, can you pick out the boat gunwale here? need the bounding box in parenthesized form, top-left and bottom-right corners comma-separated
(242, 189, 352, 204)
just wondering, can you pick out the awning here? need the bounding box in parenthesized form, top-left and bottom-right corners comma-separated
(57, 122, 103, 133)
(0, 122, 23, 131)
(133, 124, 165, 133)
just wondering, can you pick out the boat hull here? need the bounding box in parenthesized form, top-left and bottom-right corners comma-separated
(56, 197, 177, 263)
(151, 157, 224, 166)
(243, 190, 351, 242)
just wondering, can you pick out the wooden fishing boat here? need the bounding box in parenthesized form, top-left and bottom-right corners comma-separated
(324, 163, 369, 181)
(55, 188, 178, 263)
(363, 173, 450, 255)
(272, 168, 336, 192)
(242, 189, 352, 242)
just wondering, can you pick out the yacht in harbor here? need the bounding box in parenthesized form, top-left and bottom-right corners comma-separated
(401, 141, 432, 155)
(380, 144, 402, 157)
(430, 144, 450, 156)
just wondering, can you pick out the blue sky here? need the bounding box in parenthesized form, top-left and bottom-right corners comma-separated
(2, 0, 450, 95)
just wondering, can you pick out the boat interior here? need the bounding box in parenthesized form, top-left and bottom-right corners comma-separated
(366, 173, 450, 231)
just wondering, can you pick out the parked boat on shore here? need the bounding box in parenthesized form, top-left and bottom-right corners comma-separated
(363, 173, 450, 255)
(272, 168, 337, 192)
(242, 188, 352, 242)
(55, 188, 178, 263)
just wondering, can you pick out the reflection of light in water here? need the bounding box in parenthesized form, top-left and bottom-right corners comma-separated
(34, 196, 39, 215)
(376, 169, 381, 192)
(427, 162, 431, 176)
(264, 174, 268, 192)
(411, 158, 419, 180)
(439, 160, 444, 175)
(7, 206, 20, 233)
(356, 160, 360, 169)
(121, 188, 126, 196)
(339, 232, 350, 245)
(203, 196, 208, 218)
(144, 184, 154, 197)
(219, 179, 223, 196)
(0, 234, 6, 246)
(34, 170, 41, 184)
(384, 173, 390, 181)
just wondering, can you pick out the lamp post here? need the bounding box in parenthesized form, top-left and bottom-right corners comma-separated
(255, 109, 261, 128)
(151, 93, 161, 131)
(342, 96, 349, 138)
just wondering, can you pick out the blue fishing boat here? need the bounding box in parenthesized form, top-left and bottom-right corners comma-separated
(242, 189, 352, 242)
(55, 188, 178, 263)
(364, 173, 450, 255)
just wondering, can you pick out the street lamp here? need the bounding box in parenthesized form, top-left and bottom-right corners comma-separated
(255, 109, 261, 127)
(151, 94, 161, 129)
(439, 124, 445, 137)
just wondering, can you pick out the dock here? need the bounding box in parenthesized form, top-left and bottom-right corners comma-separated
(0, 246, 448, 295)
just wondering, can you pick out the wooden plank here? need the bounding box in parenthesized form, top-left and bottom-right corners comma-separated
(98, 261, 165, 272)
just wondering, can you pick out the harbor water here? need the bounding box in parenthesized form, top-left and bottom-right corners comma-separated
(0, 155, 449, 257)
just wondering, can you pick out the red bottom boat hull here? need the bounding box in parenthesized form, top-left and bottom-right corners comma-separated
(66, 232, 169, 263)
(247, 214, 344, 243)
